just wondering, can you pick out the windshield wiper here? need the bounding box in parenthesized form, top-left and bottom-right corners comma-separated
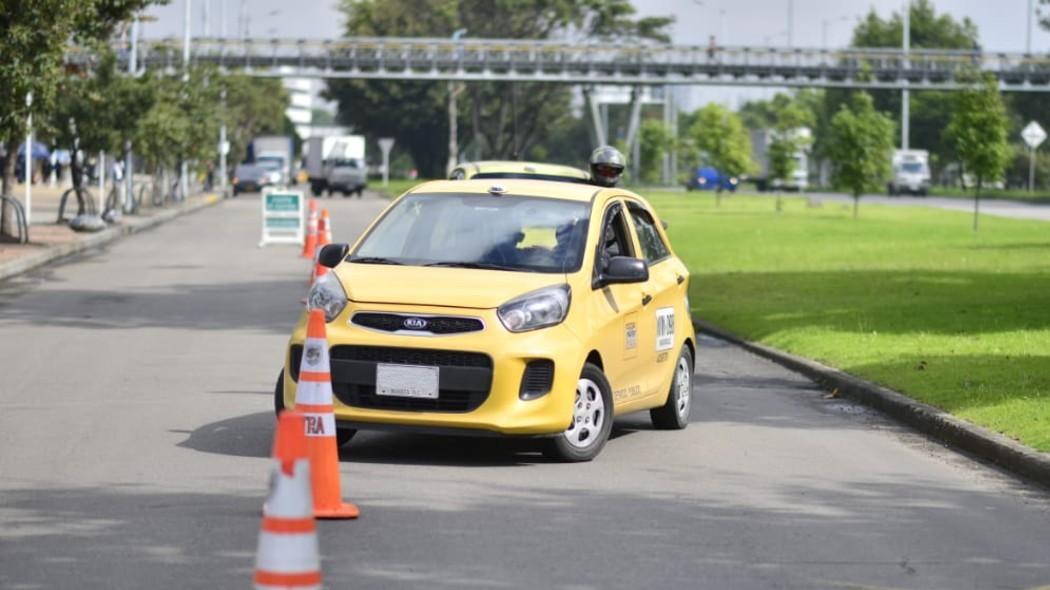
(350, 256, 404, 265)
(424, 261, 521, 272)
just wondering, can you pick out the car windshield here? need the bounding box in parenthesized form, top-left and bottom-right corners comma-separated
(257, 156, 283, 170)
(351, 194, 590, 273)
(901, 162, 926, 173)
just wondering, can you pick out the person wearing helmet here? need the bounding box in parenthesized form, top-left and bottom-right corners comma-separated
(589, 146, 626, 187)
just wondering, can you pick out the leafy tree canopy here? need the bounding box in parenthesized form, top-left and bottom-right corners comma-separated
(828, 92, 895, 213)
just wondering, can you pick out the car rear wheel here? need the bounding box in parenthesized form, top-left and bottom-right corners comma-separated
(274, 369, 356, 446)
(542, 363, 613, 462)
(650, 347, 693, 430)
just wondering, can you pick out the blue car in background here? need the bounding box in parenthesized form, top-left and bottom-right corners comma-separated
(686, 167, 738, 192)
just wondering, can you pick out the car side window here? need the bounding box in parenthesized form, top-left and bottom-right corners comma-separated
(596, 203, 633, 274)
(628, 206, 670, 263)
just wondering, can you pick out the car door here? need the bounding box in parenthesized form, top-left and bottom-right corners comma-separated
(625, 200, 686, 402)
(587, 200, 650, 408)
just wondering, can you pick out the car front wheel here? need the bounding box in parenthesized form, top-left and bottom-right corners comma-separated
(542, 363, 613, 462)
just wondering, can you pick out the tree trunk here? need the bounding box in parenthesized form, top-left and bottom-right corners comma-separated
(715, 186, 722, 208)
(973, 178, 981, 232)
(776, 189, 783, 213)
(1, 139, 19, 240)
(853, 192, 860, 219)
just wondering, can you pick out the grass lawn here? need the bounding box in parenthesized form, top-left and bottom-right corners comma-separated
(373, 178, 432, 199)
(647, 191, 1050, 452)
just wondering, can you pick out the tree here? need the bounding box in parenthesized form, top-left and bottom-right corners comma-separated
(326, 0, 671, 177)
(828, 93, 894, 218)
(638, 119, 672, 184)
(947, 75, 1010, 232)
(0, 0, 157, 238)
(820, 0, 979, 176)
(767, 100, 814, 211)
(688, 103, 752, 206)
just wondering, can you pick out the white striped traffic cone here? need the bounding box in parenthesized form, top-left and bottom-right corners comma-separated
(295, 309, 360, 519)
(254, 411, 322, 589)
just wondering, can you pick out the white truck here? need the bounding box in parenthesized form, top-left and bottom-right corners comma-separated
(888, 149, 931, 196)
(249, 135, 295, 186)
(303, 135, 367, 197)
(749, 128, 810, 191)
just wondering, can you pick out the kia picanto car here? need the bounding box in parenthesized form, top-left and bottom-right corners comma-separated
(276, 178, 695, 461)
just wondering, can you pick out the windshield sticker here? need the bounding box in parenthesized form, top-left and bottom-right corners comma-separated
(656, 307, 675, 351)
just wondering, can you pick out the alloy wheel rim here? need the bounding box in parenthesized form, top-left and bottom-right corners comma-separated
(675, 356, 691, 418)
(564, 378, 605, 449)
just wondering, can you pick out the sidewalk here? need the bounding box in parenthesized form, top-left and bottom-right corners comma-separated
(0, 183, 222, 282)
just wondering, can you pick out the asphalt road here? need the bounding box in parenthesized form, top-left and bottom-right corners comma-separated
(777, 191, 1050, 222)
(1, 191, 1048, 590)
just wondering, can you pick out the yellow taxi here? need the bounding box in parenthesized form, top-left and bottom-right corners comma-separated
(448, 160, 591, 183)
(277, 178, 694, 461)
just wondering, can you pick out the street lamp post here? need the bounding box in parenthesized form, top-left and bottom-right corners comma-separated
(24, 92, 32, 226)
(446, 28, 467, 176)
(902, 0, 911, 150)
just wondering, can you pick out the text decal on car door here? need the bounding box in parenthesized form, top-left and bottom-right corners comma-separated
(656, 307, 675, 351)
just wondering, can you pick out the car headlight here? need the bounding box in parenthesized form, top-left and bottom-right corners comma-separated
(497, 284, 571, 333)
(306, 272, 347, 322)
(269, 171, 282, 183)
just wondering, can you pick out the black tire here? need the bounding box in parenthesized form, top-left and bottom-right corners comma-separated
(650, 346, 694, 430)
(274, 369, 356, 447)
(542, 363, 614, 462)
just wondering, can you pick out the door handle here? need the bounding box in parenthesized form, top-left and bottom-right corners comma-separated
(641, 293, 653, 306)
(676, 274, 685, 285)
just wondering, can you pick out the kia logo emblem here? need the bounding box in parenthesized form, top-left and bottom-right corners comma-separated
(403, 317, 428, 330)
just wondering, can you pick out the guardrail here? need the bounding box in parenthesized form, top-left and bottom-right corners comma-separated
(63, 37, 1050, 90)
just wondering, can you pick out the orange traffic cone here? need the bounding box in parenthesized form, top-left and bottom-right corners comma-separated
(295, 309, 360, 519)
(319, 209, 332, 248)
(254, 411, 322, 589)
(308, 254, 328, 287)
(319, 207, 331, 244)
(300, 200, 318, 259)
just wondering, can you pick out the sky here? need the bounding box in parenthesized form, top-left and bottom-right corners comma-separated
(137, 0, 1050, 108)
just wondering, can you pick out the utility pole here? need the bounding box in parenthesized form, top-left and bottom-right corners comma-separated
(125, 15, 138, 213)
(446, 29, 467, 176)
(901, 0, 910, 150)
(1027, 0, 1034, 54)
(182, 0, 191, 200)
(219, 87, 228, 197)
(24, 92, 32, 226)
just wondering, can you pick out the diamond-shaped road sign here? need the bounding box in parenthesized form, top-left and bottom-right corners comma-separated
(1022, 121, 1046, 149)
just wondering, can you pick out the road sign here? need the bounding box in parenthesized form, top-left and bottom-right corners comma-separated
(1021, 121, 1046, 149)
(260, 189, 304, 247)
(378, 137, 395, 187)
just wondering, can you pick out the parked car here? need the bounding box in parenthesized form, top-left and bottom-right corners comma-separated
(686, 167, 738, 192)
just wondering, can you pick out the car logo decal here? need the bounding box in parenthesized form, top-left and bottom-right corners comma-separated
(304, 345, 322, 366)
(403, 317, 428, 330)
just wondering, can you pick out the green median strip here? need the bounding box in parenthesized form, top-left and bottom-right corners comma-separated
(648, 191, 1050, 453)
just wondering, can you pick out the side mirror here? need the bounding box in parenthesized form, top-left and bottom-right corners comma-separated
(597, 256, 648, 287)
(317, 243, 349, 268)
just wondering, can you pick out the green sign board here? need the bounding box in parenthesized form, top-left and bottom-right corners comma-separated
(260, 189, 305, 247)
(265, 193, 300, 212)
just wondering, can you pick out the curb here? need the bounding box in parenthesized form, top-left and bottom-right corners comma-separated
(694, 318, 1050, 489)
(0, 195, 222, 282)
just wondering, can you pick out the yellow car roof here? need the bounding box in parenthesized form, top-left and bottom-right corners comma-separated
(408, 178, 606, 203)
(456, 161, 591, 181)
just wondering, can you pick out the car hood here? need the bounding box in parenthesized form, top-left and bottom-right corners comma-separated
(334, 263, 568, 309)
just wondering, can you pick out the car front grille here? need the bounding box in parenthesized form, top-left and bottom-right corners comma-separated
(318, 345, 493, 412)
(351, 312, 484, 335)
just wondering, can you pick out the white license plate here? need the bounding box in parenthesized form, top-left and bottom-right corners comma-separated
(375, 364, 440, 399)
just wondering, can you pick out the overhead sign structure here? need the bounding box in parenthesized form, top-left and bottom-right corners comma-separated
(1021, 121, 1047, 192)
(1022, 121, 1046, 149)
(260, 189, 305, 247)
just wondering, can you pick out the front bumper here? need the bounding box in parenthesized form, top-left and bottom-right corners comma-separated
(282, 303, 586, 436)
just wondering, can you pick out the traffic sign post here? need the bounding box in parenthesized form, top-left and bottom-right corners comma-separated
(260, 189, 305, 247)
(378, 137, 395, 187)
(1021, 121, 1046, 192)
